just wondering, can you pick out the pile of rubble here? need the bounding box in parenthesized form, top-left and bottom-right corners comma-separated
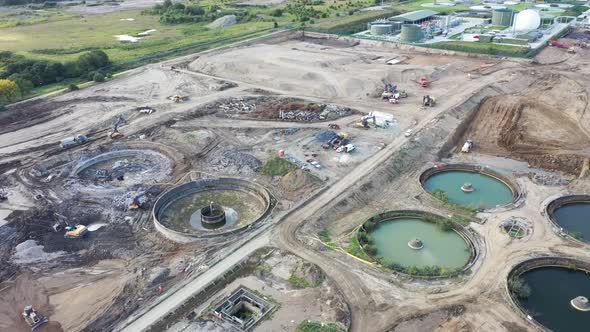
(206, 150, 262, 176)
(210, 97, 356, 122)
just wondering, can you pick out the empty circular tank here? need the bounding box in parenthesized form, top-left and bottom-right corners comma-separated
(492, 8, 515, 27)
(400, 24, 423, 43)
(371, 23, 392, 36)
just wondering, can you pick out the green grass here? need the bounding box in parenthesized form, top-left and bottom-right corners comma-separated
(288, 275, 311, 288)
(344, 234, 373, 262)
(296, 320, 345, 332)
(260, 156, 298, 176)
(0, 10, 285, 63)
(318, 228, 338, 250)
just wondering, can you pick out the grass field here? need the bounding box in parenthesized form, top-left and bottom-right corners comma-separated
(0, 10, 285, 63)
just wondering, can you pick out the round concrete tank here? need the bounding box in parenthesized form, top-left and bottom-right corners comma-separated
(200, 202, 226, 229)
(492, 8, 515, 27)
(400, 24, 423, 42)
(371, 23, 392, 36)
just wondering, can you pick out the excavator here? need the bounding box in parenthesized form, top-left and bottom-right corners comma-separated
(422, 95, 436, 107)
(64, 225, 89, 239)
(109, 115, 126, 139)
(355, 114, 376, 129)
(128, 194, 148, 210)
(22, 305, 48, 331)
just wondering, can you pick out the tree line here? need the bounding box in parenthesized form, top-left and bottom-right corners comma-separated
(0, 50, 110, 107)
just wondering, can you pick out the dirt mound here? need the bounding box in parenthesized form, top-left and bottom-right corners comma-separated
(0, 273, 63, 332)
(279, 169, 319, 192)
(459, 74, 590, 174)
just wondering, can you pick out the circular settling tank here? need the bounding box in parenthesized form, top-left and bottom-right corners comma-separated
(514, 266, 590, 331)
(548, 196, 590, 243)
(422, 166, 515, 209)
(153, 178, 271, 239)
(367, 217, 471, 271)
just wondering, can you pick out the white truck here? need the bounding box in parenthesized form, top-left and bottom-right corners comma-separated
(461, 139, 474, 153)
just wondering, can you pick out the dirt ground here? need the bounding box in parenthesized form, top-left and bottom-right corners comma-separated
(457, 73, 590, 175)
(1, 29, 590, 332)
(168, 248, 349, 332)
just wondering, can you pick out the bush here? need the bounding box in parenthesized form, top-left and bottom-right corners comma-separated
(432, 188, 449, 202)
(93, 72, 105, 82)
(270, 8, 283, 17)
(363, 244, 377, 255)
(509, 277, 531, 299)
(68, 84, 79, 91)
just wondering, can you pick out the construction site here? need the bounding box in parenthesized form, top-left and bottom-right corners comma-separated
(1, 26, 590, 332)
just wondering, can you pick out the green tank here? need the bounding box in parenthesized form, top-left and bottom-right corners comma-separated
(400, 24, 423, 43)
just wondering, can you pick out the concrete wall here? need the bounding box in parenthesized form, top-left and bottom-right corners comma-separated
(153, 178, 273, 243)
(70, 149, 170, 176)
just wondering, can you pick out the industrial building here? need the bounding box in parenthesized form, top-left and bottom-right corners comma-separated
(390, 10, 440, 25)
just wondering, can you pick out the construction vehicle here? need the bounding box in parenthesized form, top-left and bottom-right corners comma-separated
(22, 305, 48, 330)
(422, 95, 436, 107)
(64, 224, 89, 239)
(461, 139, 474, 153)
(60, 134, 88, 149)
(128, 194, 148, 210)
(336, 144, 355, 153)
(548, 40, 570, 48)
(415, 77, 432, 88)
(384, 83, 397, 92)
(355, 114, 376, 129)
(328, 123, 340, 129)
(389, 98, 400, 104)
(109, 115, 126, 139)
(168, 95, 188, 103)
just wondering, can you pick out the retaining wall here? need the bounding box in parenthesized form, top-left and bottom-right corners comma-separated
(153, 177, 273, 243)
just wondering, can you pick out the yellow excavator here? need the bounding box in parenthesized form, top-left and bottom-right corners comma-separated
(109, 115, 126, 139)
(128, 194, 148, 210)
(64, 225, 89, 239)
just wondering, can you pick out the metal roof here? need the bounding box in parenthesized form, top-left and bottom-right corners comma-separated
(390, 10, 439, 22)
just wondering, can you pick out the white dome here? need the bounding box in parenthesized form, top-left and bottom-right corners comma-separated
(513, 9, 541, 32)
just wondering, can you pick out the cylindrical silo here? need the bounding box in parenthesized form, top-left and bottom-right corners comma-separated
(400, 24, 423, 42)
(371, 23, 392, 36)
(492, 9, 515, 27)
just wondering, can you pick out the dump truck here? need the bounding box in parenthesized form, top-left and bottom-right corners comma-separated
(22, 305, 48, 331)
(461, 139, 474, 153)
(64, 225, 89, 239)
(60, 134, 88, 149)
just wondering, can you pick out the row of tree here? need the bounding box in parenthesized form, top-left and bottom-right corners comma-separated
(0, 50, 110, 106)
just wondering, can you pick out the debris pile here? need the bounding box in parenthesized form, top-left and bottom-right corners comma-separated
(211, 97, 355, 122)
(208, 150, 262, 176)
(11, 240, 66, 265)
